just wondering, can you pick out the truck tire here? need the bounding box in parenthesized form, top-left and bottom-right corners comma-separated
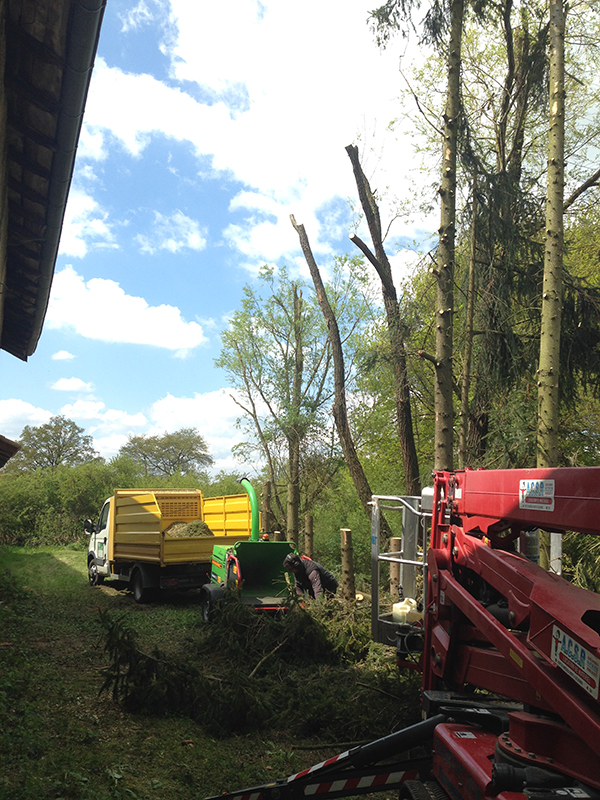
(88, 560, 104, 586)
(132, 569, 148, 604)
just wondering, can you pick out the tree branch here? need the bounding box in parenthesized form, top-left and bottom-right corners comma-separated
(418, 349, 437, 366)
(564, 167, 600, 212)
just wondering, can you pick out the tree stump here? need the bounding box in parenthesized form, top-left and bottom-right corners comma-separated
(340, 528, 355, 601)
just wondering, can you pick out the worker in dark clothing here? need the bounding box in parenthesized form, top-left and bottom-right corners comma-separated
(283, 553, 338, 599)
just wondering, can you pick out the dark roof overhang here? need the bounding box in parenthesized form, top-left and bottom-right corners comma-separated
(2, 0, 106, 361)
(0, 434, 20, 468)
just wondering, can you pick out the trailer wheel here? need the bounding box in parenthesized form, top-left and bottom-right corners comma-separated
(132, 569, 148, 604)
(201, 590, 212, 622)
(88, 560, 104, 586)
(200, 584, 225, 622)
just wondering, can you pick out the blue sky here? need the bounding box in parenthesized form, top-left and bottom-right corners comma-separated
(0, 0, 435, 474)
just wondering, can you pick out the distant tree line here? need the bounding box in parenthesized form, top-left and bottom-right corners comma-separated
(0, 416, 238, 547)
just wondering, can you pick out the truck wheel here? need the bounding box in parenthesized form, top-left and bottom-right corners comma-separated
(88, 561, 104, 586)
(132, 570, 148, 604)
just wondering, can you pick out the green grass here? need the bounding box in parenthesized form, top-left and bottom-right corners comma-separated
(0, 546, 420, 800)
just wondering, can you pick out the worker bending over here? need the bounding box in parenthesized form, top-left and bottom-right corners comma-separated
(283, 553, 338, 599)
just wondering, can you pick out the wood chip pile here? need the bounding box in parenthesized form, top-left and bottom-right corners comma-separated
(164, 520, 214, 538)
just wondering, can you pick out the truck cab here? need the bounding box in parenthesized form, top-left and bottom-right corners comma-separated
(86, 498, 111, 586)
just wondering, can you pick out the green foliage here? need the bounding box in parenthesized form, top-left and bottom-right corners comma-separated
(563, 532, 600, 593)
(559, 393, 600, 467)
(346, 273, 436, 493)
(0, 461, 255, 547)
(373, 1, 600, 470)
(0, 460, 137, 545)
(203, 470, 246, 497)
(216, 260, 374, 528)
(4, 415, 99, 472)
(118, 428, 213, 477)
(311, 469, 376, 574)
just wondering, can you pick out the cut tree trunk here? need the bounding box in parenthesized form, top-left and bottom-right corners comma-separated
(537, 0, 565, 571)
(291, 215, 376, 522)
(434, 0, 464, 471)
(345, 144, 421, 495)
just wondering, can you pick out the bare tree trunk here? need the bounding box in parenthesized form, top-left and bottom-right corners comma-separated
(458, 179, 477, 468)
(340, 528, 355, 601)
(537, 0, 564, 469)
(345, 145, 421, 496)
(261, 481, 273, 534)
(287, 285, 303, 548)
(286, 476, 299, 547)
(291, 215, 376, 521)
(537, 0, 565, 569)
(304, 512, 314, 558)
(434, 0, 464, 471)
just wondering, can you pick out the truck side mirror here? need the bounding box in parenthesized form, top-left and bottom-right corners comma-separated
(84, 518, 95, 534)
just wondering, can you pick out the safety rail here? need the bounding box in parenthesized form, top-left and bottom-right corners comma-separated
(370, 491, 432, 647)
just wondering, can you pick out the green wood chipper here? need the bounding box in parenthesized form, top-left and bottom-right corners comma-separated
(199, 479, 296, 620)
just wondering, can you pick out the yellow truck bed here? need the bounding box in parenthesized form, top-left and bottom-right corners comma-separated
(110, 489, 252, 567)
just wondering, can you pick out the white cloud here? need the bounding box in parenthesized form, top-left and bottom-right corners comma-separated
(60, 402, 149, 458)
(0, 390, 248, 474)
(147, 389, 256, 473)
(60, 399, 106, 418)
(51, 350, 75, 361)
(83, 58, 232, 159)
(69, 389, 249, 472)
(78, 3, 431, 269)
(77, 126, 107, 161)
(135, 210, 207, 254)
(46, 266, 208, 352)
(51, 377, 95, 393)
(0, 400, 52, 439)
(59, 188, 115, 257)
(120, 0, 157, 32)
(93, 433, 131, 460)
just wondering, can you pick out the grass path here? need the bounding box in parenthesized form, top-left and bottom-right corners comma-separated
(0, 547, 335, 800)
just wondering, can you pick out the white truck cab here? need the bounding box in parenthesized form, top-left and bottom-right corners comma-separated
(85, 497, 111, 585)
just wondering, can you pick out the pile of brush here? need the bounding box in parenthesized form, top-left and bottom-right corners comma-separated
(99, 596, 421, 741)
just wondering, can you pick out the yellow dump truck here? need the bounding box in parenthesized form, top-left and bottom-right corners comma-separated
(85, 488, 253, 603)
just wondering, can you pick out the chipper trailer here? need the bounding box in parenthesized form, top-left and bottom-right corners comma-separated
(199, 478, 296, 620)
(206, 466, 600, 800)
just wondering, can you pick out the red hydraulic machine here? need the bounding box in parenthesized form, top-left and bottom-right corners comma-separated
(205, 467, 600, 800)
